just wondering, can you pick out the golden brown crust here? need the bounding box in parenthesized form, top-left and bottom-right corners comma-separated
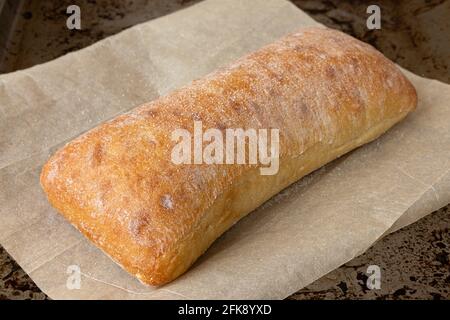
(40, 27, 417, 286)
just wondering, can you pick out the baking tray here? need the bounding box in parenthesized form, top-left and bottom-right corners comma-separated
(0, 0, 22, 73)
(1, 0, 449, 82)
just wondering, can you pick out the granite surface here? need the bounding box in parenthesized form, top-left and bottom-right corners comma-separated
(0, 0, 449, 300)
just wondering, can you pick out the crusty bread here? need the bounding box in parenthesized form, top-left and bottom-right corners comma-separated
(40, 27, 417, 286)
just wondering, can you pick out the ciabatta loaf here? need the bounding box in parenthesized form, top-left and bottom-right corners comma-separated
(40, 27, 417, 285)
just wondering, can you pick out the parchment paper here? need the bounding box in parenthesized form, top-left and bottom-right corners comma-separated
(0, 0, 449, 300)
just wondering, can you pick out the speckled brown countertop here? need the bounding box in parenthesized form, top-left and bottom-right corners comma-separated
(0, 0, 449, 300)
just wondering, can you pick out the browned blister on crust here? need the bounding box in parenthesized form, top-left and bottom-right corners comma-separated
(40, 27, 417, 285)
